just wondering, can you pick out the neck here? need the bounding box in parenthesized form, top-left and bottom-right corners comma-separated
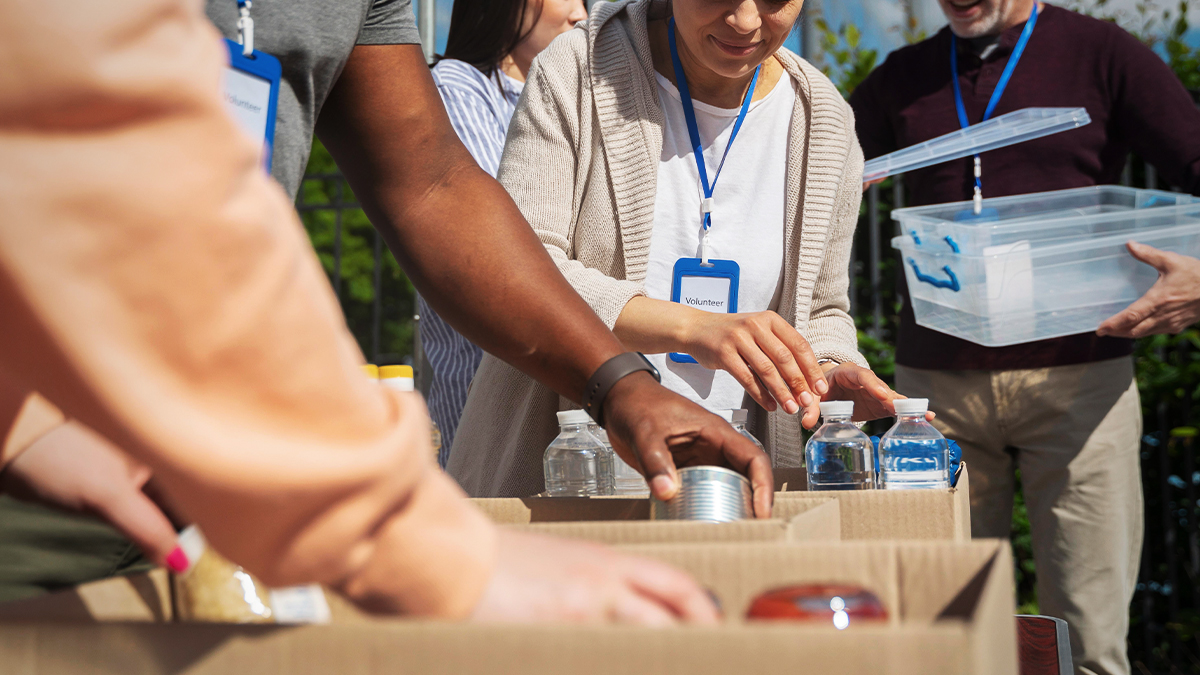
(499, 53, 531, 82)
(649, 19, 776, 109)
(996, 0, 1040, 36)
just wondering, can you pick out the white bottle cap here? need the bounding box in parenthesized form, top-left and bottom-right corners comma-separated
(819, 400, 854, 417)
(893, 398, 930, 415)
(730, 409, 748, 424)
(715, 409, 735, 423)
(557, 409, 593, 426)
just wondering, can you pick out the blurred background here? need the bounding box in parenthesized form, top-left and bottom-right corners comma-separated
(295, 1, 1200, 671)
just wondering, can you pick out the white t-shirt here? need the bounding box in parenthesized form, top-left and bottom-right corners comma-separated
(644, 70, 794, 412)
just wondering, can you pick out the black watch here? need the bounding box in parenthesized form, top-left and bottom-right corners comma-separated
(582, 352, 661, 427)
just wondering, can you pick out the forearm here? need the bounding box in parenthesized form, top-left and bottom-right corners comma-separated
(0, 0, 494, 616)
(316, 44, 625, 401)
(612, 297, 701, 354)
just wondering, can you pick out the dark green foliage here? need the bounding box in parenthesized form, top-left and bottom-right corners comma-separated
(297, 140, 415, 363)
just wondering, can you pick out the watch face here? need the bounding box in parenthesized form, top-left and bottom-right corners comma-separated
(637, 352, 662, 382)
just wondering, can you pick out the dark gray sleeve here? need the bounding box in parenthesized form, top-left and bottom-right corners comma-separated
(358, 0, 421, 45)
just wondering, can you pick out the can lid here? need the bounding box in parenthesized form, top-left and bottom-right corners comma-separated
(715, 409, 735, 423)
(557, 409, 593, 425)
(893, 398, 930, 415)
(730, 409, 748, 424)
(819, 400, 854, 417)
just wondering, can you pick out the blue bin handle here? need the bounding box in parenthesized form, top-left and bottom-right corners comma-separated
(907, 258, 961, 292)
(943, 236, 960, 253)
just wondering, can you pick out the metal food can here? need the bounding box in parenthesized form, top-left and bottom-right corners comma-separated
(651, 466, 753, 523)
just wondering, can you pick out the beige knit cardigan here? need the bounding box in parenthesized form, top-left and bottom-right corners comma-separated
(447, 0, 868, 498)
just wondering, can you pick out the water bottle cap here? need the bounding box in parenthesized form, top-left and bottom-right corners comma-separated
(557, 409, 593, 426)
(818, 400, 854, 417)
(731, 409, 748, 424)
(715, 409, 735, 423)
(893, 398, 929, 415)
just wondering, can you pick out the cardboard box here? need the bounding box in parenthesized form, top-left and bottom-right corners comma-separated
(509, 498, 842, 544)
(770, 464, 972, 541)
(472, 465, 971, 542)
(0, 540, 1017, 675)
(0, 569, 172, 623)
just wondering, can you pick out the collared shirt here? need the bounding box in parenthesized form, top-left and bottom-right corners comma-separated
(422, 59, 523, 466)
(850, 4, 1200, 371)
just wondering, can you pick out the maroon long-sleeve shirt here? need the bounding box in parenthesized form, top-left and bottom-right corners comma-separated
(849, 3, 1200, 371)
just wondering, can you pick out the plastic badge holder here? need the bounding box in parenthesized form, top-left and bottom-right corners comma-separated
(862, 107, 1091, 183)
(892, 200, 1200, 347)
(893, 186, 1196, 255)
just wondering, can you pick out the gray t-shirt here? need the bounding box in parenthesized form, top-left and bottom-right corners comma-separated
(206, 0, 421, 198)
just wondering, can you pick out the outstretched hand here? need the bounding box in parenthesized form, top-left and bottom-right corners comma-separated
(601, 372, 774, 518)
(1097, 242, 1200, 338)
(821, 363, 936, 425)
(0, 421, 185, 572)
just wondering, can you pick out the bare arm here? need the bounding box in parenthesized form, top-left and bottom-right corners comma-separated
(315, 45, 622, 398)
(315, 45, 774, 513)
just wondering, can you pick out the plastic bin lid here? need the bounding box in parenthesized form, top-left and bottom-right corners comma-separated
(862, 107, 1091, 183)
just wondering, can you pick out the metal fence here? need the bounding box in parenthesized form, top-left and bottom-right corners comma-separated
(300, 159, 1198, 671)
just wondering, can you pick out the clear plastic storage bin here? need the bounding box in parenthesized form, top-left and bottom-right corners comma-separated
(893, 186, 1195, 255)
(862, 108, 1091, 183)
(892, 198, 1200, 347)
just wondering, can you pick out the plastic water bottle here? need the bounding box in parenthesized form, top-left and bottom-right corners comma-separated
(587, 423, 616, 496)
(380, 365, 441, 462)
(729, 409, 767, 456)
(589, 424, 648, 496)
(803, 401, 875, 491)
(544, 410, 602, 496)
(878, 398, 949, 490)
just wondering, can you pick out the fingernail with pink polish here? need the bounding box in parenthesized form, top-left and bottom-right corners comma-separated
(166, 546, 190, 574)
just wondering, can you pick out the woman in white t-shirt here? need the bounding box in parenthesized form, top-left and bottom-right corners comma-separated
(449, 0, 917, 497)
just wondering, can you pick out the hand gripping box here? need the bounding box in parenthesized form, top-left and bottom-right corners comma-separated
(0, 539, 1016, 675)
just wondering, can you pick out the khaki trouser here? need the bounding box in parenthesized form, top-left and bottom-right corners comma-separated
(896, 358, 1143, 675)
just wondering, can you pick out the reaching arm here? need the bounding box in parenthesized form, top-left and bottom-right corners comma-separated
(316, 44, 624, 399)
(314, 44, 774, 512)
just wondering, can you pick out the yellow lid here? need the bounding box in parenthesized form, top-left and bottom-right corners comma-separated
(360, 364, 379, 379)
(379, 365, 414, 380)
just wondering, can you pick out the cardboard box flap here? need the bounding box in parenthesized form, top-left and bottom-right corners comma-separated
(620, 542, 901, 626)
(505, 498, 841, 544)
(471, 496, 649, 524)
(0, 570, 170, 623)
(0, 620, 978, 675)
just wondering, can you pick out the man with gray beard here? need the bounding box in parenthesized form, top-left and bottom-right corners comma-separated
(851, 0, 1200, 673)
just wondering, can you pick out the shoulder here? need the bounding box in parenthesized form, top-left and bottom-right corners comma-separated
(431, 59, 493, 94)
(533, 24, 591, 77)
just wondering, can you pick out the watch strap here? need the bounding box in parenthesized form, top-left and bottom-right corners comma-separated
(582, 352, 661, 427)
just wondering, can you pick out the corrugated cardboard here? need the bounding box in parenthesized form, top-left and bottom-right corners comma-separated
(772, 465, 972, 541)
(0, 540, 1016, 675)
(0, 570, 171, 623)
(473, 465, 971, 541)
(509, 498, 841, 544)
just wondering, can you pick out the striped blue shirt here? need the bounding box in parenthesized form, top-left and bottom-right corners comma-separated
(423, 59, 523, 467)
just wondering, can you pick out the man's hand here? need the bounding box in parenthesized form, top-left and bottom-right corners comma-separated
(1097, 242, 1200, 338)
(0, 422, 185, 572)
(472, 530, 720, 625)
(601, 373, 774, 518)
(823, 363, 936, 423)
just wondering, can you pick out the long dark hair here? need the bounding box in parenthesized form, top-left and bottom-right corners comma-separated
(436, 0, 543, 77)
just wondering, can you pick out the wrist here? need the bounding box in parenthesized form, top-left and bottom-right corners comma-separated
(599, 370, 659, 428)
(582, 353, 661, 427)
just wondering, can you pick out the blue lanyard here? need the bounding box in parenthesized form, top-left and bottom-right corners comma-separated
(951, 2, 1038, 210)
(668, 17, 760, 233)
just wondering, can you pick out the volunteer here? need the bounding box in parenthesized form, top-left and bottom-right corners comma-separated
(0, 0, 757, 623)
(849, 0, 1200, 670)
(448, 0, 920, 499)
(421, 0, 588, 465)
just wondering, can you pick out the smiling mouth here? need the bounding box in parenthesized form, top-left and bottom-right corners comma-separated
(711, 36, 760, 57)
(946, 0, 985, 12)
